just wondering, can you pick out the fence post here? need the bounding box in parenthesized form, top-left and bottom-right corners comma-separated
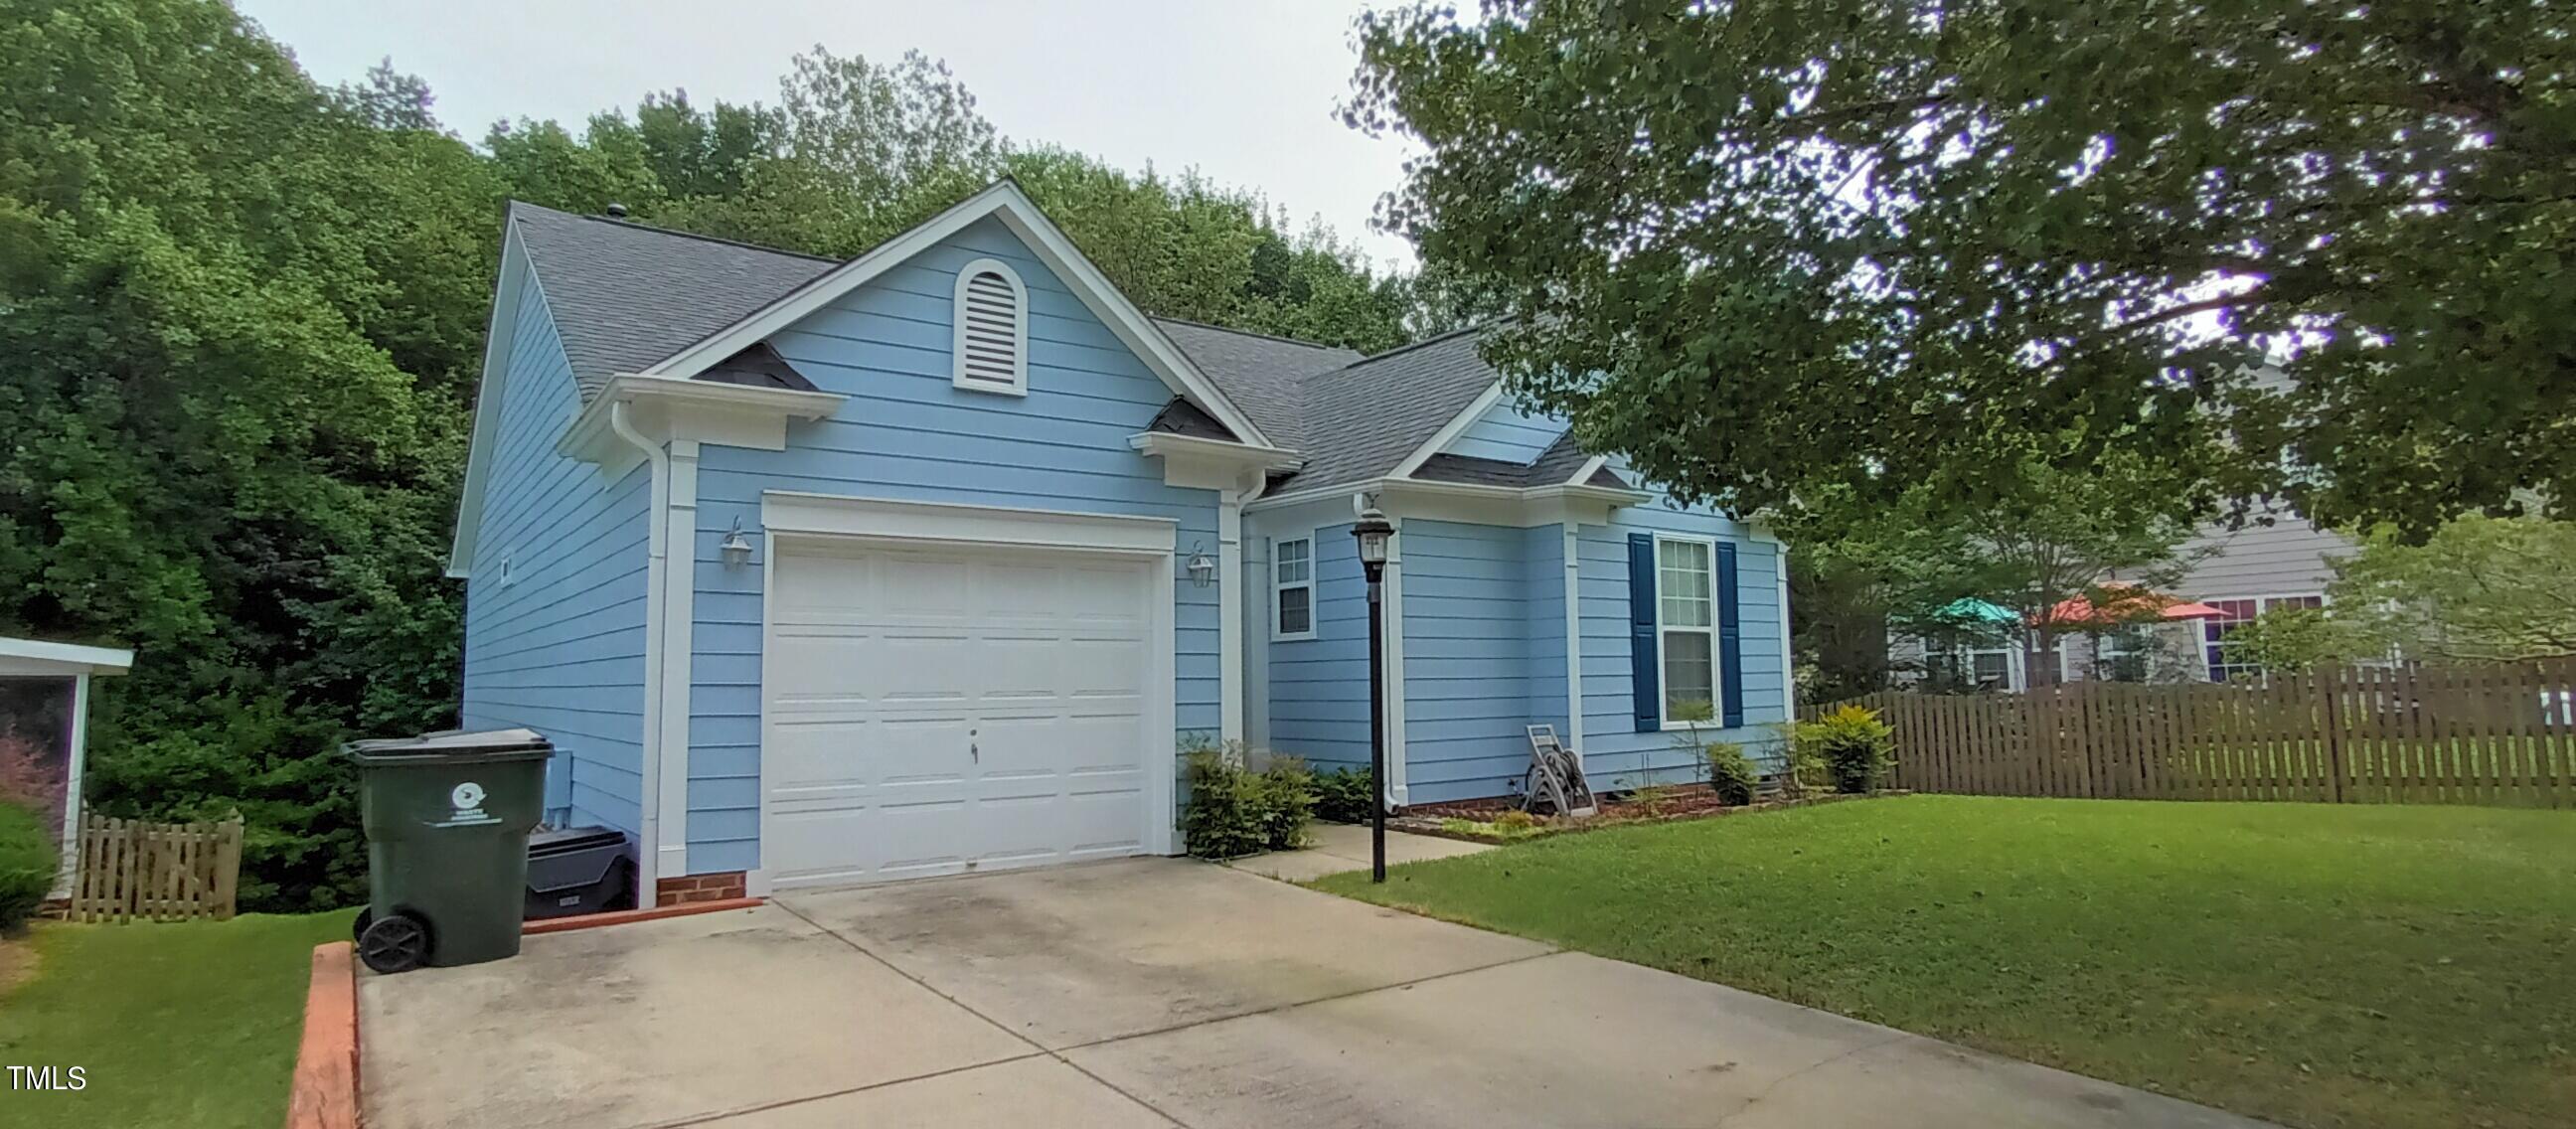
(2317, 667, 2346, 803)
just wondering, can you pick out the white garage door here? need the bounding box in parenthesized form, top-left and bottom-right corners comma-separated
(763, 541, 1158, 888)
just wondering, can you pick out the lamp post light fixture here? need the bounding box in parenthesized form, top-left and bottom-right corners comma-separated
(1350, 504, 1394, 883)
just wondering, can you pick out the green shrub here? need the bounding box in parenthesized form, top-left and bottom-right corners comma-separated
(1252, 754, 1314, 851)
(1310, 765, 1376, 824)
(1181, 743, 1314, 858)
(0, 801, 59, 934)
(1814, 704, 1896, 793)
(1703, 740, 1757, 806)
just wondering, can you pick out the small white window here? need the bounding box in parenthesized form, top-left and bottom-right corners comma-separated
(952, 257, 1029, 396)
(1273, 536, 1315, 640)
(1655, 535, 1719, 723)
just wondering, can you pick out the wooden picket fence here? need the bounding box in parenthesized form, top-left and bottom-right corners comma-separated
(1840, 657, 2576, 808)
(69, 813, 243, 922)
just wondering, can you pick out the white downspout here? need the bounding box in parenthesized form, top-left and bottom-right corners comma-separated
(608, 400, 670, 902)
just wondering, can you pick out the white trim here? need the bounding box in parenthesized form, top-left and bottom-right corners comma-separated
(1389, 382, 1506, 480)
(1127, 431, 1302, 472)
(1651, 532, 1722, 729)
(951, 256, 1030, 396)
(1247, 475, 1648, 528)
(50, 673, 90, 898)
(1771, 539, 1796, 721)
(1381, 514, 1409, 806)
(745, 501, 1183, 892)
(653, 440, 701, 881)
(448, 223, 532, 578)
(746, 532, 779, 898)
(561, 374, 846, 471)
(1561, 522, 1585, 766)
(640, 180, 1274, 450)
(1217, 488, 1246, 742)
(1565, 454, 1612, 487)
(1270, 531, 1318, 642)
(0, 638, 132, 677)
(761, 491, 1179, 554)
(607, 401, 675, 898)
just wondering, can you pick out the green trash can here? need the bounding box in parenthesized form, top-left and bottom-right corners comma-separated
(346, 727, 555, 974)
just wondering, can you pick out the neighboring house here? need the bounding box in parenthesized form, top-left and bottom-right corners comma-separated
(449, 181, 1793, 902)
(1894, 517, 2351, 690)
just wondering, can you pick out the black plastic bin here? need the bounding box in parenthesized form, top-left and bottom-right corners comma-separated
(346, 727, 554, 973)
(525, 827, 634, 920)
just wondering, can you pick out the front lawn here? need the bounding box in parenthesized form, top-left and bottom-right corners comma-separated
(0, 910, 353, 1129)
(1315, 796, 2576, 1129)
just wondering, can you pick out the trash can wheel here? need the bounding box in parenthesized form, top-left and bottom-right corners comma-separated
(358, 910, 433, 975)
(352, 906, 371, 942)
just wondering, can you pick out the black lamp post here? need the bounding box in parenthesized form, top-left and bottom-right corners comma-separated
(1351, 505, 1394, 883)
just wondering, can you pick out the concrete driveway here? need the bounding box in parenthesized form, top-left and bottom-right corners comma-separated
(360, 859, 2265, 1129)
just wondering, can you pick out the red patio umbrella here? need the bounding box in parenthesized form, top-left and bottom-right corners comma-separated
(2037, 583, 2225, 628)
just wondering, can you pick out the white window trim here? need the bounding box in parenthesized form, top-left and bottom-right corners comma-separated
(951, 256, 1030, 397)
(1271, 532, 1317, 642)
(1653, 532, 1722, 730)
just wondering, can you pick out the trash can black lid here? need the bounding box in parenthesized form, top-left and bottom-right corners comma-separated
(345, 726, 555, 765)
(529, 826, 627, 858)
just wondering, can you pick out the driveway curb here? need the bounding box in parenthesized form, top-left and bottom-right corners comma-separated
(286, 941, 359, 1129)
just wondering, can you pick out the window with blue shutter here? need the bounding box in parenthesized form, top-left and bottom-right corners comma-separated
(1627, 533, 1658, 730)
(1716, 542, 1744, 727)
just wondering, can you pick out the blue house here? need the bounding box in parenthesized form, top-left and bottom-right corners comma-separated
(449, 182, 1792, 903)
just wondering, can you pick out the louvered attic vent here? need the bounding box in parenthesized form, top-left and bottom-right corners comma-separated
(952, 258, 1029, 396)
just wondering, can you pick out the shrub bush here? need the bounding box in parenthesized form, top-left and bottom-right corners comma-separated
(1703, 741, 1757, 806)
(1310, 766, 1375, 824)
(1251, 754, 1314, 851)
(1181, 745, 1314, 859)
(1814, 704, 1896, 793)
(0, 801, 58, 934)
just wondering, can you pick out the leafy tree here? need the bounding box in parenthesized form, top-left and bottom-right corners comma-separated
(2222, 604, 2360, 676)
(1788, 459, 2201, 689)
(0, 0, 494, 908)
(2328, 517, 2576, 662)
(1349, 1, 2573, 537)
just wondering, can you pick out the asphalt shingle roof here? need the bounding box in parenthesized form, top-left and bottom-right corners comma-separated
(500, 200, 1601, 491)
(1146, 318, 1356, 452)
(509, 202, 833, 401)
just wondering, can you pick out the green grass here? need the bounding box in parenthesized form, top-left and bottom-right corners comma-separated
(1315, 796, 2576, 1129)
(0, 910, 354, 1129)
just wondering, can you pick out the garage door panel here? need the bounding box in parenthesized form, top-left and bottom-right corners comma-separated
(765, 541, 1159, 889)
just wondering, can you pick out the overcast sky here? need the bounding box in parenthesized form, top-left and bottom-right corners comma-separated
(235, 0, 1421, 267)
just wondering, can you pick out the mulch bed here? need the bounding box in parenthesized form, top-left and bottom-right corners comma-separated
(1392, 786, 1903, 844)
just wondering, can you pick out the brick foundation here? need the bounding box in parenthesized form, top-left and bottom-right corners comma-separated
(655, 871, 748, 907)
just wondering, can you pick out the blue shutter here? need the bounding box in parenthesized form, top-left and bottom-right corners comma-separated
(1717, 542, 1744, 728)
(1628, 533, 1658, 731)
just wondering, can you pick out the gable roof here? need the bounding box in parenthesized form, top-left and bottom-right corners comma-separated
(509, 202, 833, 402)
(489, 184, 1612, 504)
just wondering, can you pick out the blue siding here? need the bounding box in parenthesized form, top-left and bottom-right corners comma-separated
(685, 216, 1222, 874)
(459, 251, 650, 838)
(1576, 503, 1791, 790)
(1267, 523, 1369, 771)
(1396, 521, 1575, 803)
(1443, 401, 1567, 463)
(1522, 525, 1570, 738)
